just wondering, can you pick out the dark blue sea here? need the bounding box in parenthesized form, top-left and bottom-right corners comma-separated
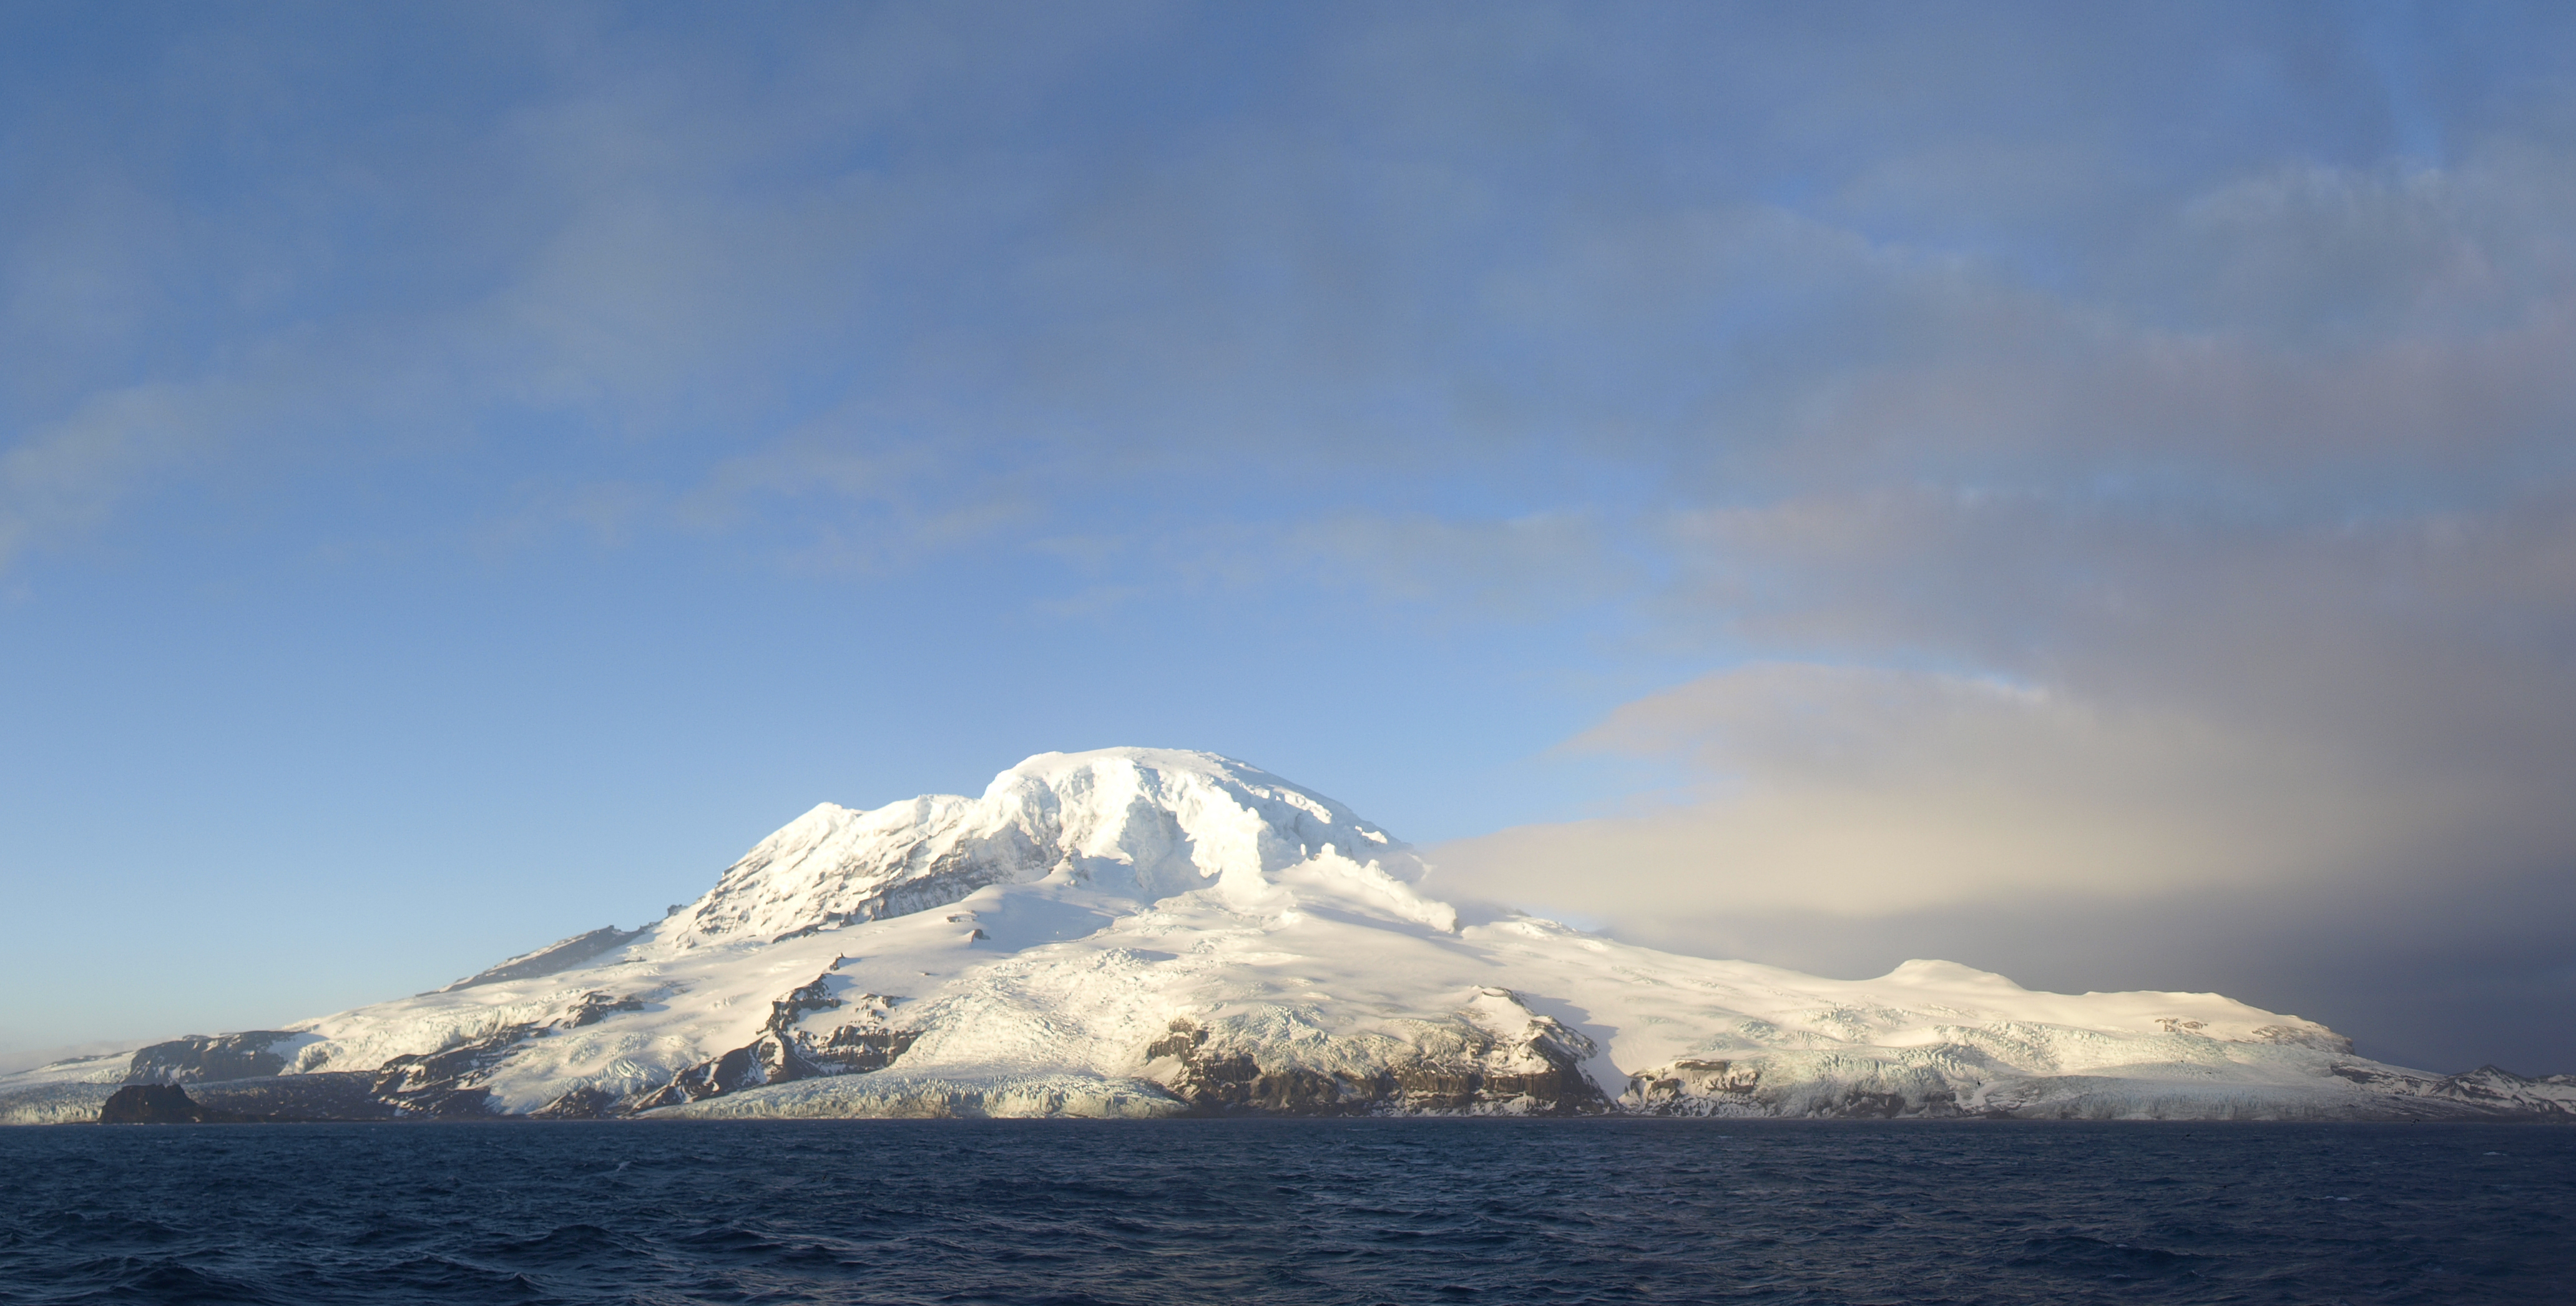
(1, 1120, 2568, 1305)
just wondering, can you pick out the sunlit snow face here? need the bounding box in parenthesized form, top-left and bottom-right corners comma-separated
(655, 750, 1429, 949)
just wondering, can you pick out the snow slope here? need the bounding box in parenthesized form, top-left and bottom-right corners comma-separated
(7, 747, 2570, 1123)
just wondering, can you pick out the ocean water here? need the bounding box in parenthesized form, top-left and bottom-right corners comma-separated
(1, 1120, 2568, 1305)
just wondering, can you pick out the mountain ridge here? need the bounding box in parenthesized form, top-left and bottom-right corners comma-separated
(7, 747, 2570, 1124)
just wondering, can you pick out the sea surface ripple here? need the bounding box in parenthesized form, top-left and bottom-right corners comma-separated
(1, 1120, 2568, 1304)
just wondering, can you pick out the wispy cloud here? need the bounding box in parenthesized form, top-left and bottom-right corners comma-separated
(0, 384, 199, 569)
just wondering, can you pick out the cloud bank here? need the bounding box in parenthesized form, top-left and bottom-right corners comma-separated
(1423, 140, 2576, 1071)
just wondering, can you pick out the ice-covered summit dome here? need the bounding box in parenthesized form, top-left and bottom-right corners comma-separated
(655, 747, 1419, 947)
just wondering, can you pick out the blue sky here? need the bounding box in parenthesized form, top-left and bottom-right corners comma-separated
(6, 1, 2574, 1074)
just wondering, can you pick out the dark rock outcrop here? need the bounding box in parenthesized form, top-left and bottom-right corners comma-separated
(1619, 1056, 1981, 1118)
(630, 1044, 772, 1109)
(559, 991, 647, 1028)
(1147, 1009, 1612, 1116)
(808, 1026, 918, 1074)
(98, 1083, 249, 1124)
(370, 1026, 541, 1116)
(530, 1085, 625, 1119)
(1624, 1058, 1766, 1112)
(628, 975, 919, 1111)
(189, 1072, 399, 1121)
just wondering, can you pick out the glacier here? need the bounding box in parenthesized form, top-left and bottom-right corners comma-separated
(7, 747, 2572, 1124)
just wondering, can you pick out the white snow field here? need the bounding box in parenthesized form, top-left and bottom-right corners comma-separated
(7, 748, 2572, 1123)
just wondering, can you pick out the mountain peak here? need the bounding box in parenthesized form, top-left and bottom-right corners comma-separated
(655, 747, 1418, 948)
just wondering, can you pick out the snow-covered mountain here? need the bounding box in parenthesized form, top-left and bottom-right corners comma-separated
(7, 747, 2571, 1124)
